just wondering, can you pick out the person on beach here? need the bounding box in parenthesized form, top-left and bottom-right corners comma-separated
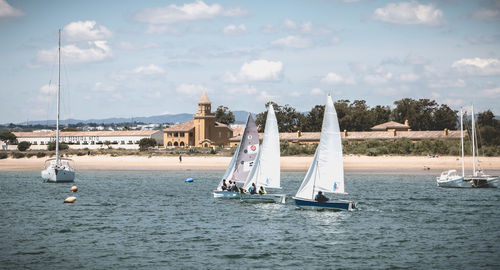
(258, 186, 266, 195)
(179, 155, 182, 163)
(314, 191, 329, 203)
(221, 179, 227, 191)
(248, 183, 257, 194)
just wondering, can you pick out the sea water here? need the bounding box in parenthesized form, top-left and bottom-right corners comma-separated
(0, 171, 498, 269)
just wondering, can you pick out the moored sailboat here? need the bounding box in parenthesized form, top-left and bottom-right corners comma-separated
(41, 29, 75, 183)
(213, 114, 259, 198)
(293, 94, 355, 211)
(240, 104, 286, 204)
(464, 105, 499, 188)
(437, 108, 467, 188)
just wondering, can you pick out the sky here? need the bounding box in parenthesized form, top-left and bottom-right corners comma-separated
(1, 0, 500, 124)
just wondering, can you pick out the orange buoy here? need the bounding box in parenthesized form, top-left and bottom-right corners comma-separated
(71, 186, 78, 192)
(64, 196, 77, 203)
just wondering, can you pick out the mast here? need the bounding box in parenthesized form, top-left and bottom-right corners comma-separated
(460, 108, 464, 177)
(56, 29, 61, 165)
(471, 105, 476, 176)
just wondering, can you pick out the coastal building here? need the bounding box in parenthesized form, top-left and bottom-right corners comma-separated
(163, 92, 233, 148)
(8, 130, 163, 150)
(229, 120, 462, 146)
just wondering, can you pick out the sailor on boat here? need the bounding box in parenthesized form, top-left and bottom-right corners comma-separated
(221, 180, 228, 190)
(249, 183, 257, 194)
(314, 191, 329, 203)
(258, 186, 267, 195)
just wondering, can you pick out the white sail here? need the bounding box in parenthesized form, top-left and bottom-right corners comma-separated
(243, 104, 281, 189)
(229, 114, 259, 183)
(295, 94, 344, 200)
(215, 143, 240, 190)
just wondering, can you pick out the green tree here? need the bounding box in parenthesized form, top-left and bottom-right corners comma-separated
(334, 100, 350, 131)
(215, 105, 235, 125)
(433, 104, 458, 130)
(302, 105, 325, 132)
(138, 138, 157, 151)
(477, 110, 497, 127)
(47, 141, 69, 151)
(349, 100, 372, 131)
(0, 131, 17, 144)
(17, 141, 31, 151)
(370, 105, 391, 126)
(256, 102, 304, 132)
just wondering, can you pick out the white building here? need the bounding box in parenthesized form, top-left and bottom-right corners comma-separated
(8, 130, 163, 150)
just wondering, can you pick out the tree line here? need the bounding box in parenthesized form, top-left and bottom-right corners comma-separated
(218, 98, 459, 132)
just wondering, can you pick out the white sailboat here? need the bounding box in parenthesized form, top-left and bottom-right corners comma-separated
(437, 108, 468, 187)
(293, 94, 355, 211)
(213, 114, 259, 198)
(464, 105, 498, 188)
(41, 29, 75, 183)
(240, 104, 286, 204)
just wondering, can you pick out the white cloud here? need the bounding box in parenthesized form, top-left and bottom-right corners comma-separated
(0, 0, 24, 19)
(222, 24, 247, 35)
(373, 1, 445, 26)
(223, 59, 283, 82)
(227, 85, 257, 95)
(290, 91, 301, 97)
(283, 19, 297, 30)
(451, 58, 500, 76)
(92, 82, 115, 92)
(132, 64, 165, 75)
(270, 35, 312, 49)
(311, 88, 324, 95)
(480, 86, 500, 98)
(373, 86, 409, 96)
(63, 21, 112, 42)
(321, 72, 355, 85)
(258, 91, 278, 102)
(36, 41, 112, 64)
(176, 83, 208, 96)
(428, 78, 466, 89)
(364, 72, 393, 85)
(399, 73, 419, 82)
(134, 1, 246, 25)
(117, 41, 159, 50)
(442, 98, 464, 107)
(471, 8, 500, 21)
(40, 84, 57, 94)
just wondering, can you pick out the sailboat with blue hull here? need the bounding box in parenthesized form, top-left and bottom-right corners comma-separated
(293, 94, 355, 211)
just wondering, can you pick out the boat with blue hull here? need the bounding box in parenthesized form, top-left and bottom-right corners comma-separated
(294, 198, 354, 211)
(293, 94, 355, 211)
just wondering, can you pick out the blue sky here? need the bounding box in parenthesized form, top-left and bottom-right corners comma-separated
(1, 0, 499, 124)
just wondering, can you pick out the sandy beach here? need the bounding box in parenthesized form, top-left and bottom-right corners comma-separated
(1, 155, 499, 175)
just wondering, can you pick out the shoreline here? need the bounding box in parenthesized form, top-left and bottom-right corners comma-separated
(1, 155, 499, 175)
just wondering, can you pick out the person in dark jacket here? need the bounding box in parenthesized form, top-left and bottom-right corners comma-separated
(221, 179, 227, 191)
(258, 186, 267, 195)
(314, 191, 329, 203)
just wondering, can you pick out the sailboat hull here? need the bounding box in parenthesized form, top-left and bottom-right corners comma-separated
(436, 177, 470, 188)
(465, 176, 499, 188)
(293, 197, 354, 211)
(41, 166, 75, 182)
(240, 193, 286, 204)
(213, 191, 240, 199)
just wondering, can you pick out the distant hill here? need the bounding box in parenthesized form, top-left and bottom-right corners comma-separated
(11, 111, 256, 126)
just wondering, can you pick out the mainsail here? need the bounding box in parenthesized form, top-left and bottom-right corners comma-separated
(295, 94, 345, 200)
(227, 114, 259, 184)
(243, 104, 280, 189)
